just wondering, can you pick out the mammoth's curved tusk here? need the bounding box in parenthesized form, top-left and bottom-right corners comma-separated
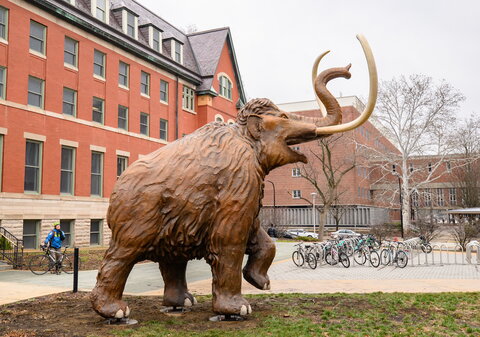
(312, 50, 330, 117)
(315, 34, 377, 135)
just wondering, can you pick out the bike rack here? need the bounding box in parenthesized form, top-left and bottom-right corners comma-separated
(466, 241, 480, 265)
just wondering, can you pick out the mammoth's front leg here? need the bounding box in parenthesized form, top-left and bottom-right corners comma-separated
(159, 260, 197, 307)
(208, 223, 252, 316)
(243, 221, 276, 290)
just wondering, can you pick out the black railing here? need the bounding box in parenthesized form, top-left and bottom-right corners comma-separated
(0, 226, 24, 269)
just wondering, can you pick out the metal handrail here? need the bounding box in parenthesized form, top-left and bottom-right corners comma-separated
(0, 226, 24, 269)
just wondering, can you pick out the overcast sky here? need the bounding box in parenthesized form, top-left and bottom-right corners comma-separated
(140, 0, 479, 120)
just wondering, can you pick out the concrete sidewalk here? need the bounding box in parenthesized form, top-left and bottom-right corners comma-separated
(1, 242, 480, 305)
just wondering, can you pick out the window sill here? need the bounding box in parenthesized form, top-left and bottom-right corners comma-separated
(219, 95, 233, 102)
(64, 63, 78, 72)
(183, 108, 197, 115)
(0, 38, 8, 46)
(27, 104, 45, 113)
(118, 84, 129, 91)
(160, 100, 168, 105)
(93, 74, 106, 82)
(140, 93, 150, 99)
(29, 50, 46, 59)
(24, 191, 41, 195)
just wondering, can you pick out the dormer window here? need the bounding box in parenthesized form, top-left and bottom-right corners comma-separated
(122, 9, 138, 39)
(94, 0, 107, 22)
(151, 27, 161, 52)
(171, 39, 183, 64)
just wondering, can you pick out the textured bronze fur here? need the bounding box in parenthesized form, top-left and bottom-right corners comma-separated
(91, 66, 352, 318)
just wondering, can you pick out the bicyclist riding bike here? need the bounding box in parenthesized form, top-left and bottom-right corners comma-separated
(43, 222, 65, 269)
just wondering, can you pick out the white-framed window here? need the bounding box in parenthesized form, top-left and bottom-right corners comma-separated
(116, 156, 128, 178)
(449, 188, 456, 205)
(118, 61, 129, 88)
(160, 119, 168, 141)
(64, 36, 78, 67)
(227, 119, 234, 125)
(62, 87, 76, 116)
(24, 140, 42, 193)
(140, 71, 150, 96)
(437, 188, 444, 206)
(409, 163, 414, 173)
(160, 80, 168, 103)
(424, 189, 432, 207)
(0, 66, 6, 99)
(93, 49, 105, 78)
(0, 6, 9, 41)
(92, 97, 104, 124)
(171, 40, 183, 64)
(91, 151, 103, 196)
(292, 190, 301, 199)
(90, 219, 103, 245)
(118, 105, 128, 130)
(23, 220, 40, 249)
(446, 161, 451, 172)
(292, 168, 301, 177)
(151, 27, 162, 52)
(215, 114, 224, 122)
(182, 86, 194, 111)
(28, 76, 44, 108)
(140, 112, 149, 136)
(60, 219, 74, 246)
(94, 0, 108, 23)
(124, 10, 137, 38)
(411, 191, 419, 207)
(30, 20, 46, 55)
(60, 146, 75, 195)
(218, 74, 232, 100)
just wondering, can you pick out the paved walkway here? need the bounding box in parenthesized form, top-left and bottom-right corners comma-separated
(1, 242, 479, 305)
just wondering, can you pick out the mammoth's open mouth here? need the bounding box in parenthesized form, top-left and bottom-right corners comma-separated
(287, 144, 308, 163)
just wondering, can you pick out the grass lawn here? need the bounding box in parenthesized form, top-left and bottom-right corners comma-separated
(111, 292, 480, 337)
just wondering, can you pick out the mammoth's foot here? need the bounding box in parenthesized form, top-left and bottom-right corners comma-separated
(91, 291, 131, 319)
(163, 290, 198, 308)
(213, 294, 252, 316)
(243, 266, 271, 290)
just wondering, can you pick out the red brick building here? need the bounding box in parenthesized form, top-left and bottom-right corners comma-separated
(0, 0, 246, 248)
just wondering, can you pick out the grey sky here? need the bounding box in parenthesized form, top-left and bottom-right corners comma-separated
(140, 0, 479, 120)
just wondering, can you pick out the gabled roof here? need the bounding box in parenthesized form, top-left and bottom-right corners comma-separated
(188, 28, 246, 104)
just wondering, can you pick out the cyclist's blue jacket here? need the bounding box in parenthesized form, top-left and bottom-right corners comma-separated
(44, 229, 65, 249)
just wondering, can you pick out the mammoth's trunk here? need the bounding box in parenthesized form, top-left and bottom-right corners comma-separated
(287, 65, 352, 128)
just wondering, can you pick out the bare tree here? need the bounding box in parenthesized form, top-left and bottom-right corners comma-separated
(451, 115, 480, 208)
(450, 219, 480, 250)
(294, 134, 355, 241)
(360, 74, 465, 233)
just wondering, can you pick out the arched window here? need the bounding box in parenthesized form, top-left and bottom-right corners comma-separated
(218, 74, 232, 100)
(215, 114, 224, 122)
(227, 119, 235, 125)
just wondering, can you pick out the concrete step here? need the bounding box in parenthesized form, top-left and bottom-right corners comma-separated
(0, 260, 13, 271)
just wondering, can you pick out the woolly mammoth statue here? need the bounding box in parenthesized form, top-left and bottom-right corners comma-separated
(91, 35, 377, 319)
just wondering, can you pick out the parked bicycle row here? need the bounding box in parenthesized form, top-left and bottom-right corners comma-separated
(291, 234, 413, 269)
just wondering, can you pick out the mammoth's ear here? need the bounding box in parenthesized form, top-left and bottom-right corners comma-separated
(246, 114, 264, 140)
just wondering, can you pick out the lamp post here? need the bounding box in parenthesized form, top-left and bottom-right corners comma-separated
(266, 180, 276, 227)
(311, 192, 317, 234)
(398, 176, 404, 238)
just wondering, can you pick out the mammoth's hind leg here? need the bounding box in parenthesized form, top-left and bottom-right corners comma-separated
(243, 223, 276, 290)
(91, 245, 140, 319)
(159, 260, 197, 307)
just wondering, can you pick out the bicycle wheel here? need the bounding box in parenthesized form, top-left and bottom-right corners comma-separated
(29, 255, 51, 275)
(292, 251, 304, 267)
(369, 250, 380, 268)
(395, 250, 408, 268)
(339, 253, 350, 268)
(307, 253, 317, 270)
(380, 249, 391, 265)
(325, 252, 337, 265)
(346, 245, 354, 257)
(421, 244, 432, 254)
(353, 250, 367, 265)
(61, 254, 75, 274)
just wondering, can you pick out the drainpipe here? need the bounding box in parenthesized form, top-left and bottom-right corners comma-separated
(175, 75, 179, 140)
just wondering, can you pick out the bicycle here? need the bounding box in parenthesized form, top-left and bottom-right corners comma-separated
(353, 237, 380, 268)
(292, 242, 317, 269)
(419, 236, 433, 254)
(380, 243, 408, 268)
(29, 245, 76, 275)
(325, 241, 350, 268)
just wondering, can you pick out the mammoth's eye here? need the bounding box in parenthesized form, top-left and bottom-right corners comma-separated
(280, 113, 289, 119)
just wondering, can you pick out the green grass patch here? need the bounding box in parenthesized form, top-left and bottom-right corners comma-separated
(111, 292, 480, 337)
